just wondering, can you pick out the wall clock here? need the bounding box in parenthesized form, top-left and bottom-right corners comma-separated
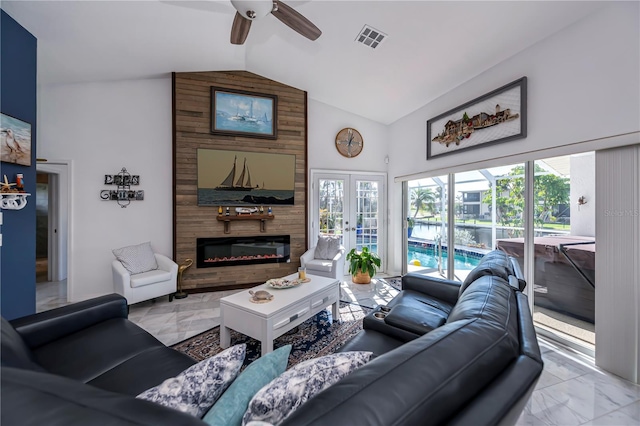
(335, 128, 363, 158)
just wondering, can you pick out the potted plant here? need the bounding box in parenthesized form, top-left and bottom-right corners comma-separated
(346, 246, 381, 284)
(407, 217, 415, 238)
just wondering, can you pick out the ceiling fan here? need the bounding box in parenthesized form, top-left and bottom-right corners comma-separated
(230, 0, 321, 45)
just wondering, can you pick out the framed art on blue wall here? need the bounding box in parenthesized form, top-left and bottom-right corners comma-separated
(210, 87, 278, 139)
(1, 113, 32, 167)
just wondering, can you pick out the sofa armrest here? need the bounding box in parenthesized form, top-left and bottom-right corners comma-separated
(402, 273, 461, 305)
(155, 253, 178, 275)
(300, 246, 316, 268)
(10, 294, 128, 350)
(112, 259, 130, 297)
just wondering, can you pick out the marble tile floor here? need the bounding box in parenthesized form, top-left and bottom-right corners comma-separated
(35, 277, 640, 425)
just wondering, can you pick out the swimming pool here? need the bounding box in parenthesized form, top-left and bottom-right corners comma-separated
(408, 246, 482, 270)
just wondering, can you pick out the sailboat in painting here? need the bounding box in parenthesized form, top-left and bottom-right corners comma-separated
(215, 156, 257, 191)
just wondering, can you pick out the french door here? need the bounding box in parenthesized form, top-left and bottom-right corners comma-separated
(310, 171, 386, 272)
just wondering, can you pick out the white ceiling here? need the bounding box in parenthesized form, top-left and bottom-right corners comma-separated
(3, 0, 608, 124)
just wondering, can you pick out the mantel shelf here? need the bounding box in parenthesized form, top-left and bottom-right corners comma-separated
(216, 214, 275, 233)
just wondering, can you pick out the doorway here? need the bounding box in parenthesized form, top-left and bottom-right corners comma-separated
(310, 171, 386, 272)
(35, 161, 70, 306)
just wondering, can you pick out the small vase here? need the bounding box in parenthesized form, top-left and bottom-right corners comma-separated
(352, 270, 371, 284)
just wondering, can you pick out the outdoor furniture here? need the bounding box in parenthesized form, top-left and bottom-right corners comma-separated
(497, 235, 595, 323)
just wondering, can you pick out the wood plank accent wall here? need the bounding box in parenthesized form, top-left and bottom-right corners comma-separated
(172, 71, 307, 291)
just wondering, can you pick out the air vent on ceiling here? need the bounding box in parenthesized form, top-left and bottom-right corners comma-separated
(355, 25, 387, 49)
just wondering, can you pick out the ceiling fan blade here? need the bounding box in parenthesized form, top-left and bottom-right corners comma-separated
(231, 11, 252, 45)
(271, 0, 321, 41)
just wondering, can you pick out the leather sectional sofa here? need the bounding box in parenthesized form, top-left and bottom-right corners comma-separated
(280, 250, 543, 426)
(1, 250, 542, 425)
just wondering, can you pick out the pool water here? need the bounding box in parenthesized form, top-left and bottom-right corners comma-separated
(408, 246, 482, 270)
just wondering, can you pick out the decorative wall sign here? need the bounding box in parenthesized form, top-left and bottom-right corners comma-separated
(104, 174, 140, 185)
(101, 167, 143, 207)
(210, 87, 277, 139)
(1, 113, 32, 167)
(427, 77, 527, 159)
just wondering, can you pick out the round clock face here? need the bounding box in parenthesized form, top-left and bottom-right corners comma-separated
(335, 128, 363, 158)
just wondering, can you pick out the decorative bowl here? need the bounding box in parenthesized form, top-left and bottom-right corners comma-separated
(266, 277, 311, 289)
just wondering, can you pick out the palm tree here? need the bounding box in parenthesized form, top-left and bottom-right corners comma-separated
(410, 187, 436, 219)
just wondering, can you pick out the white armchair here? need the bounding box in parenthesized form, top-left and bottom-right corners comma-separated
(112, 253, 178, 305)
(300, 245, 346, 281)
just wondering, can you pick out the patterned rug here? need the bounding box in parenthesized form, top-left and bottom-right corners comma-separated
(386, 276, 402, 291)
(172, 302, 372, 369)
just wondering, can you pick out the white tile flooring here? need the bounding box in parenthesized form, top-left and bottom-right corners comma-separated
(36, 278, 640, 425)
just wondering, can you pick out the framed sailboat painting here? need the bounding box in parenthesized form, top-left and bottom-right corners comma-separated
(210, 87, 278, 139)
(197, 148, 295, 206)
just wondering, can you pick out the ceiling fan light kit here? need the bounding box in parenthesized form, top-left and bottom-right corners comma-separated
(230, 0, 274, 20)
(230, 0, 321, 45)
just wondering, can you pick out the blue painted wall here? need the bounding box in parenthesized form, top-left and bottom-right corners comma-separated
(1, 9, 37, 320)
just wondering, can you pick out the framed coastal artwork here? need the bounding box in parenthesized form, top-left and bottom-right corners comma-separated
(1, 113, 32, 167)
(197, 148, 295, 206)
(210, 87, 278, 139)
(427, 77, 527, 159)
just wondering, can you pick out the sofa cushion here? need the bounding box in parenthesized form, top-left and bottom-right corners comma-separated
(130, 269, 173, 288)
(1, 317, 44, 371)
(32, 318, 168, 384)
(88, 345, 196, 396)
(203, 345, 291, 426)
(388, 289, 455, 316)
(447, 275, 515, 326)
(384, 304, 447, 335)
(460, 250, 514, 295)
(137, 344, 246, 418)
(243, 351, 372, 425)
(1, 367, 207, 426)
(112, 242, 158, 275)
(314, 235, 341, 260)
(338, 329, 404, 356)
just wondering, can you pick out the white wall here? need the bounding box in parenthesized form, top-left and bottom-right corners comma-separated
(307, 99, 389, 173)
(387, 2, 639, 273)
(570, 152, 595, 237)
(38, 77, 173, 301)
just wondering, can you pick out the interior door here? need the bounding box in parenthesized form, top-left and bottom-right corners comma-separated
(311, 172, 385, 272)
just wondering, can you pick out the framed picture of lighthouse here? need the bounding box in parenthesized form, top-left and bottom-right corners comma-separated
(210, 87, 278, 139)
(1, 113, 32, 167)
(197, 148, 295, 206)
(427, 77, 527, 159)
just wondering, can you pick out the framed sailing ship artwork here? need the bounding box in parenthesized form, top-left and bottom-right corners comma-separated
(197, 148, 295, 206)
(427, 77, 527, 159)
(210, 87, 278, 139)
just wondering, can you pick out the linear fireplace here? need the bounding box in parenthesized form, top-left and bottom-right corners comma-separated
(197, 235, 291, 268)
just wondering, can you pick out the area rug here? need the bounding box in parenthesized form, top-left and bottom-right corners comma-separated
(386, 276, 402, 291)
(172, 302, 372, 369)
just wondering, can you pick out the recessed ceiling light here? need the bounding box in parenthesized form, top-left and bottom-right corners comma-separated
(355, 25, 388, 49)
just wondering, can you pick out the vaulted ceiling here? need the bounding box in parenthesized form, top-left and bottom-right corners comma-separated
(2, 1, 607, 124)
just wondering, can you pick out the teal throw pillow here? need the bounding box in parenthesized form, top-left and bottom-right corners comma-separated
(202, 345, 292, 426)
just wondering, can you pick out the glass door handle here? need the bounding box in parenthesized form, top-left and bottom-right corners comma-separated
(351, 227, 356, 231)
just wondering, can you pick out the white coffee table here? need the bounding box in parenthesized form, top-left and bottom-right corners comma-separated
(220, 273, 340, 356)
